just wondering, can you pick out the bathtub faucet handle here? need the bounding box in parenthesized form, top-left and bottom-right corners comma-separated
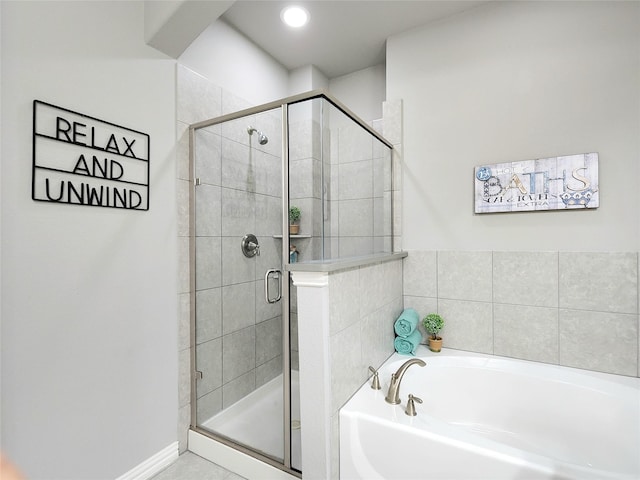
(385, 358, 426, 405)
(405, 394, 423, 416)
(368, 366, 381, 390)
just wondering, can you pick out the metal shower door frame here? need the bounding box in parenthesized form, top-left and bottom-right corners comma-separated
(188, 89, 394, 476)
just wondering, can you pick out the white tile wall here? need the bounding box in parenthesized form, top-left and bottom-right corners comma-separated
(403, 250, 437, 297)
(178, 74, 401, 457)
(195, 338, 222, 397)
(328, 267, 360, 335)
(195, 185, 221, 236)
(176, 66, 286, 452)
(438, 299, 493, 354)
(559, 252, 638, 313)
(437, 251, 492, 302)
(177, 66, 222, 125)
(383, 100, 403, 253)
(403, 250, 640, 377)
(195, 288, 222, 342)
(329, 261, 403, 403)
(494, 251, 558, 307)
(324, 257, 404, 479)
(494, 304, 559, 363)
(326, 106, 393, 260)
(559, 309, 638, 376)
(175, 70, 194, 452)
(194, 128, 222, 185)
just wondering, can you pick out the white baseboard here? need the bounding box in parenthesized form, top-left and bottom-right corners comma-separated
(115, 442, 179, 480)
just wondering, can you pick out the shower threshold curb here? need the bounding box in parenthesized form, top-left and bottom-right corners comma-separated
(188, 430, 299, 480)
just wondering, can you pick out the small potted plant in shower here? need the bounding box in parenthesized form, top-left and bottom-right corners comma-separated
(423, 313, 445, 352)
(289, 205, 301, 235)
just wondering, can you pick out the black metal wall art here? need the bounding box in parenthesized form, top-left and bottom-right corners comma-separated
(32, 100, 150, 210)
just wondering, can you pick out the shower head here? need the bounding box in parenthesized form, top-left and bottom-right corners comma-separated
(247, 126, 268, 145)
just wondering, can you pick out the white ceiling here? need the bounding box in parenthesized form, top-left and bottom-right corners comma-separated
(221, 1, 489, 79)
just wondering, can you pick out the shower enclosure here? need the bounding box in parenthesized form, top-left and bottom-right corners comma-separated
(189, 91, 393, 476)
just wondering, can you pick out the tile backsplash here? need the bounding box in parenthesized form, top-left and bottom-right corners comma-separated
(404, 251, 639, 377)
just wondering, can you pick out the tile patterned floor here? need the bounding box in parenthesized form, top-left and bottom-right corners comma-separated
(151, 452, 247, 480)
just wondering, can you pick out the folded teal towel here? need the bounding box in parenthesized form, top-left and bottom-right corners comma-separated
(394, 329, 422, 356)
(394, 308, 419, 337)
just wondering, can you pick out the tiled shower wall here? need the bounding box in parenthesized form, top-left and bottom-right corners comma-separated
(403, 251, 640, 377)
(328, 120, 393, 258)
(176, 65, 285, 451)
(288, 109, 323, 262)
(288, 101, 394, 263)
(192, 109, 285, 425)
(176, 70, 404, 454)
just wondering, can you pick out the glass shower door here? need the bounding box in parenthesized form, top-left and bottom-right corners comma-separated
(192, 107, 295, 468)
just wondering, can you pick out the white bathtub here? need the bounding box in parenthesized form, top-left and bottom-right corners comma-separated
(340, 347, 640, 480)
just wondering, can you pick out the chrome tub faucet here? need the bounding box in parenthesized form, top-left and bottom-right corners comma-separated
(385, 358, 426, 405)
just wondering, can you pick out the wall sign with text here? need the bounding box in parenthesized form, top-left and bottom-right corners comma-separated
(32, 100, 150, 210)
(474, 152, 599, 214)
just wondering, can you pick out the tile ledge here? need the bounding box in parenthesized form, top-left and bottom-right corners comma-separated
(286, 252, 407, 274)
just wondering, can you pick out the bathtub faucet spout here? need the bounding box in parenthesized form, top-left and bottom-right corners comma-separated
(385, 358, 426, 405)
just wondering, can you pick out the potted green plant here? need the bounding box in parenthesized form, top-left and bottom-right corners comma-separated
(289, 205, 301, 235)
(423, 313, 445, 352)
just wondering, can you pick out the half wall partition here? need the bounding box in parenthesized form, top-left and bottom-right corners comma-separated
(189, 91, 393, 476)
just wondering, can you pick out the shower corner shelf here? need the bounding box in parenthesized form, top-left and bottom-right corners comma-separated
(273, 234, 312, 239)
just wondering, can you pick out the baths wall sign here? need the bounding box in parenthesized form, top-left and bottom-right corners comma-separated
(474, 152, 598, 214)
(32, 100, 150, 210)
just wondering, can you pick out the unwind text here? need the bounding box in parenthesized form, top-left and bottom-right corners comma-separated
(32, 100, 150, 210)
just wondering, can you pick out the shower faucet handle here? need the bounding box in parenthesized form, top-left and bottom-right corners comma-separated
(241, 234, 260, 258)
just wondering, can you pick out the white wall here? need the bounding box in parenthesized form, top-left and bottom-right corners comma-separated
(144, 0, 233, 59)
(179, 19, 385, 120)
(387, 1, 640, 251)
(329, 64, 386, 122)
(1, 2, 178, 479)
(289, 64, 329, 95)
(144, 0, 184, 43)
(179, 20, 290, 107)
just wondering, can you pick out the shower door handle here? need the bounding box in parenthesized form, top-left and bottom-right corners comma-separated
(264, 269, 282, 304)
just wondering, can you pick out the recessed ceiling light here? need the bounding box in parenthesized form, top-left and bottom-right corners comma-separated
(281, 5, 309, 28)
